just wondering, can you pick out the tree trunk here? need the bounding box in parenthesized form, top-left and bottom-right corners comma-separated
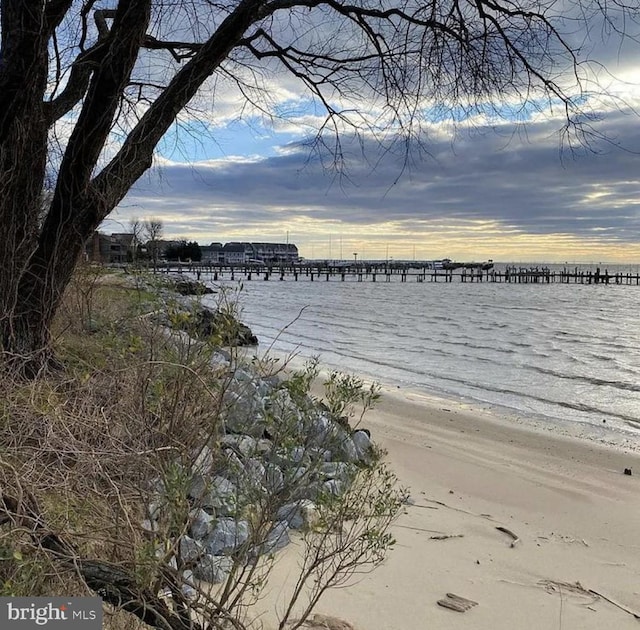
(1, 235, 79, 375)
(1, 298, 55, 376)
(1, 1, 151, 372)
(2, 196, 102, 374)
(0, 3, 50, 372)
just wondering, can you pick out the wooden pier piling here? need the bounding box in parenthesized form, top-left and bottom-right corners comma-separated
(141, 261, 640, 287)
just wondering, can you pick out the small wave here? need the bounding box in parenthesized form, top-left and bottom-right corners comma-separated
(431, 375, 639, 424)
(225, 276, 640, 437)
(586, 353, 615, 362)
(523, 364, 640, 393)
(437, 339, 517, 354)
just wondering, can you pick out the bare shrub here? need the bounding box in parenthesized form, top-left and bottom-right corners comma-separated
(0, 270, 404, 630)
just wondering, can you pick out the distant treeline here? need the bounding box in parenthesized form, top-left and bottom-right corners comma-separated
(162, 241, 202, 262)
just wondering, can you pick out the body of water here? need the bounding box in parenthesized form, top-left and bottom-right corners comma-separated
(202, 267, 640, 448)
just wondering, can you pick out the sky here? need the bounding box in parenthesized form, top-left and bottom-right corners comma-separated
(101, 2, 640, 264)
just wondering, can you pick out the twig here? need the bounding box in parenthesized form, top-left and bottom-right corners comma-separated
(496, 526, 520, 547)
(395, 525, 451, 534)
(588, 589, 640, 620)
(1, 491, 202, 630)
(423, 498, 483, 517)
(558, 582, 564, 630)
(540, 580, 640, 619)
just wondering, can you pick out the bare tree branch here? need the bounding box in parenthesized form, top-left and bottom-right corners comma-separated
(0, 0, 636, 363)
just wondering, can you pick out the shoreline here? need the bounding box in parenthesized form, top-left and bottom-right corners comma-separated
(215, 273, 640, 454)
(253, 347, 640, 456)
(256, 355, 640, 630)
(376, 382, 640, 456)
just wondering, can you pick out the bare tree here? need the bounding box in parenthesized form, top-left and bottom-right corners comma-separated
(144, 217, 164, 270)
(129, 217, 144, 264)
(0, 0, 632, 371)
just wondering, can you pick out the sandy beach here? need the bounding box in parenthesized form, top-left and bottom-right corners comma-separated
(261, 385, 640, 630)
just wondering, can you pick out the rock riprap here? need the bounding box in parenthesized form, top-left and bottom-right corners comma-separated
(144, 355, 376, 590)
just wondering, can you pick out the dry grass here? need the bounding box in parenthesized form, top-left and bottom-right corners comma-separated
(0, 267, 404, 630)
(0, 270, 227, 618)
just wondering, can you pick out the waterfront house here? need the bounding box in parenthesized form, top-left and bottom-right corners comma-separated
(200, 242, 224, 263)
(221, 242, 299, 264)
(86, 232, 135, 263)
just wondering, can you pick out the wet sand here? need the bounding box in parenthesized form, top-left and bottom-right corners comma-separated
(261, 384, 640, 630)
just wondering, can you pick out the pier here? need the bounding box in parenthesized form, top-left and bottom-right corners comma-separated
(144, 262, 640, 286)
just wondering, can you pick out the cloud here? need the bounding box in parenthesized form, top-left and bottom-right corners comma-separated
(105, 102, 640, 263)
(100, 1, 640, 263)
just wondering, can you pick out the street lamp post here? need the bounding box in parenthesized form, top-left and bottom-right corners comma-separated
(353, 252, 358, 264)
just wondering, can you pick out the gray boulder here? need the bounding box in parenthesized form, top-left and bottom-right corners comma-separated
(352, 429, 374, 463)
(289, 480, 325, 502)
(217, 451, 269, 502)
(141, 518, 159, 533)
(179, 536, 204, 564)
(147, 497, 163, 521)
(320, 461, 355, 482)
(223, 391, 267, 437)
(191, 444, 214, 476)
(209, 350, 231, 369)
(193, 554, 234, 583)
(276, 500, 318, 530)
(263, 463, 285, 493)
(190, 306, 257, 346)
(283, 464, 309, 485)
(306, 413, 332, 448)
(181, 570, 197, 599)
(219, 449, 246, 480)
(331, 427, 359, 463)
(189, 508, 214, 540)
(265, 389, 303, 434)
(245, 458, 267, 486)
(204, 517, 250, 555)
(323, 478, 348, 496)
(221, 434, 259, 458)
(254, 377, 275, 399)
(168, 277, 214, 296)
(256, 438, 273, 455)
(252, 521, 290, 556)
(188, 474, 207, 501)
(271, 445, 307, 468)
(233, 367, 258, 383)
(266, 521, 291, 552)
(307, 447, 332, 463)
(200, 476, 238, 515)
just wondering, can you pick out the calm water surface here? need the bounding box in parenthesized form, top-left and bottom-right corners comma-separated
(202, 271, 640, 448)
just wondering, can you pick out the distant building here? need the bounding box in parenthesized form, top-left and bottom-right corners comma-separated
(201, 242, 224, 263)
(86, 235, 299, 265)
(221, 242, 299, 264)
(223, 242, 254, 264)
(86, 232, 135, 263)
(250, 242, 299, 263)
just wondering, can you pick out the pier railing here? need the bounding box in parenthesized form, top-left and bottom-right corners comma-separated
(132, 262, 640, 285)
